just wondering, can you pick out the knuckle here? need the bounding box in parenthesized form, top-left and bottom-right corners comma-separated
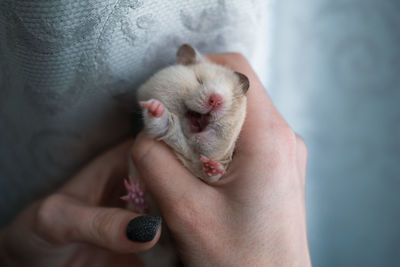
(265, 123, 298, 167)
(295, 134, 308, 158)
(36, 194, 63, 230)
(35, 194, 68, 242)
(274, 123, 297, 152)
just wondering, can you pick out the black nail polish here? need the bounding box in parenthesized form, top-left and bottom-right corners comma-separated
(126, 216, 162, 242)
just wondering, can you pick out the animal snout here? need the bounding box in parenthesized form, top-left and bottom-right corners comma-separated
(208, 93, 223, 110)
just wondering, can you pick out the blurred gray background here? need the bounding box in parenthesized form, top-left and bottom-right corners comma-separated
(269, 0, 400, 266)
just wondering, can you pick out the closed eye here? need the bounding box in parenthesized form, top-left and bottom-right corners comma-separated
(196, 75, 203, 85)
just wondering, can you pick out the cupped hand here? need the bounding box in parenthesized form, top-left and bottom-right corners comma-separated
(0, 140, 161, 267)
(131, 53, 311, 266)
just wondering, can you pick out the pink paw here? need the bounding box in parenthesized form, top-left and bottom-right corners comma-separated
(140, 99, 165, 118)
(200, 155, 225, 177)
(120, 177, 148, 214)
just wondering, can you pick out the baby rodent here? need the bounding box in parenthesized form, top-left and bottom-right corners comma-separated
(123, 45, 249, 266)
(137, 44, 249, 183)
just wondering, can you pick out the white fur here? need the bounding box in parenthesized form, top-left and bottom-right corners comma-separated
(137, 53, 246, 182)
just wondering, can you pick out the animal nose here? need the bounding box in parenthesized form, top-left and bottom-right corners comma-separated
(208, 93, 223, 109)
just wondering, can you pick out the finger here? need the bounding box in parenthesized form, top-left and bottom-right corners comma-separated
(60, 139, 134, 204)
(207, 53, 293, 156)
(35, 194, 161, 253)
(131, 132, 205, 211)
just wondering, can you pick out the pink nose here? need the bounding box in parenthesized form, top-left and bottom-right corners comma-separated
(208, 93, 223, 109)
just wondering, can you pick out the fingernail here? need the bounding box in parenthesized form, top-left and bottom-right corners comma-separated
(126, 216, 162, 242)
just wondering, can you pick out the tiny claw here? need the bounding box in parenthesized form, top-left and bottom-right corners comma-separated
(200, 155, 225, 177)
(139, 99, 164, 117)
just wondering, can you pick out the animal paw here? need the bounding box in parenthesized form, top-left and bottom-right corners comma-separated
(200, 155, 225, 177)
(121, 177, 148, 214)
(140, 99, 165, 118)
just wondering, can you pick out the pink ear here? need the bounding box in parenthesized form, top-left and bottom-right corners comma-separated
(176, 44, 199, 65)
(234, 72, 250, 94)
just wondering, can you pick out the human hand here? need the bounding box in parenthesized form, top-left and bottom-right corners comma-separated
(0, 140, 161, 267)
(131, 53, 311, 266)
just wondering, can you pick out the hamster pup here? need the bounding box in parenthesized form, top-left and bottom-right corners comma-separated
(137, 44, 249, 183)
(122, 44, 249, 266)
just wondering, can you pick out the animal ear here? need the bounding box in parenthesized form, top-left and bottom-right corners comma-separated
(176, 44, 200, 65)
(234, 72, 249, 94)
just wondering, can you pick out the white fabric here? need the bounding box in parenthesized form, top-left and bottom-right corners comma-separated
(0, 0, 273, 226)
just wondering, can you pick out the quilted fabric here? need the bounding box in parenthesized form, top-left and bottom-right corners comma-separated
(0, 0, 272, 225)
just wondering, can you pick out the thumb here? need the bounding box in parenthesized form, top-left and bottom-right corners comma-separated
(131, 132, 205, 211)
(35, 194, 162, 253)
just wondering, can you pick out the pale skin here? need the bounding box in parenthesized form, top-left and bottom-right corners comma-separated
(0, 53, 311, 266)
